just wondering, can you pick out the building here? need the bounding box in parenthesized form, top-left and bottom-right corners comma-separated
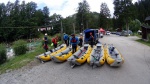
(141, 16, 150, 40)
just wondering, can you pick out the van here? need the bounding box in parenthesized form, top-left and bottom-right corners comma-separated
(83, 29, 99, 44)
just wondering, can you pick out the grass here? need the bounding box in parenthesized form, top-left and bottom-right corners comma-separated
(133, 32, 142, 38)
(0, 46, 45, 74)
(0, 33, 63, 74)
(0, 41, 63, 74)
(136, 39, 150, 47)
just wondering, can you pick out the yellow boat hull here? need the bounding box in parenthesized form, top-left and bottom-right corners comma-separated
(104, 45, 124, 66)
(87, 44, 105, 67)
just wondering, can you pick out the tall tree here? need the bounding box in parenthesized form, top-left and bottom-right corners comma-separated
(43, 6, 50, 26)
(49, 13, 62, 35)
(113, 0, 134, 34)
(99, 2, 111, 29)
(0, 1, 50, 42)
(76, 0, 90, 32)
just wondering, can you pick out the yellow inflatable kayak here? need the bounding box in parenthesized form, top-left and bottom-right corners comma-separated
(52, 47, 79, 62)
(36, 44, 66, 63)
(68, 44, 92, 68)
(87, 43, 105, 68)
(105, 44, 124, 66)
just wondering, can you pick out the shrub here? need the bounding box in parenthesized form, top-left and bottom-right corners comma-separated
(13, 40, 27, 56)
(0, 44, 7, 64)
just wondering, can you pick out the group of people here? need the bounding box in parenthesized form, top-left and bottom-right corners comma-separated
(63, 33, 83, 53)
(43, 32, 94, 53)
(43, 33, 58, 52)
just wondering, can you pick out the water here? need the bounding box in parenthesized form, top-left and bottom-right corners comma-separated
(6, 48, 14, 58)
(6, 42, 41, 59)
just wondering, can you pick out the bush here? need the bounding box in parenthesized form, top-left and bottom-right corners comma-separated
(13, 40, 27, 56)
(0, 44, 7, 64)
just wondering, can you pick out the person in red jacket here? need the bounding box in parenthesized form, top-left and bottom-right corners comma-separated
(52, 36, 58, 48)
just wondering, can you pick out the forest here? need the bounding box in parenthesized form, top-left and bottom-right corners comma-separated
(0, 0, 150, 42)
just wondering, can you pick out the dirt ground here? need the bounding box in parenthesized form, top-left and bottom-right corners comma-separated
(0, 34, 150, 84)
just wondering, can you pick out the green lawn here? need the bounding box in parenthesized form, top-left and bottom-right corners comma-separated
(0, 46, 45, 74)
(136, 39, 150, 47)
(0, 34, 62, 74)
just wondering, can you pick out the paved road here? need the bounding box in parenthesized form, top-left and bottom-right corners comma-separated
(0, 35, 150, 84)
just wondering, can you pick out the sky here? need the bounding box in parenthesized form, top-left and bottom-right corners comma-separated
(0, 0, 138, 18)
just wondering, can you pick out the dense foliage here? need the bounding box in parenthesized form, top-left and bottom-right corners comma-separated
(0, 0, 150, 43)
(0, 44, 6, 64)
(0, 0, 49, 42)
(113, 0, 150, 31)
(13, 40, 27, 56)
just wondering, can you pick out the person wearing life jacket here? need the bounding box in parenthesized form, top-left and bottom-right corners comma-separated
(70, 34, 79, 53)
(89, 32, 94, 48)
(63, 33, 69, 46)
(43, 33, 48, 52)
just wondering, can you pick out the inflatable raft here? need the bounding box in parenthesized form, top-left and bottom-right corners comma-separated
(36, 44, 66, 63)
(68, 44, 92, 68)
(51, 47, 71, 62)
(87, 43, 105, 68)
(105, 44, 124, 66)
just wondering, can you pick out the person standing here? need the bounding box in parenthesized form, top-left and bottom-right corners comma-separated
(43, 33, 48, 52)
(70, 34, 79, 53)
(63, 33, 69, 46)
(89, 32, 94, 48)
(78, 35, 83, 47)
(52, 36, 58, 48)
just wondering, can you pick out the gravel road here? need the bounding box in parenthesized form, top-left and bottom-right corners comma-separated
(0, 34, 150, 84)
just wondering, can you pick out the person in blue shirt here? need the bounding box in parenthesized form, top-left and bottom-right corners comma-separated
(70, 34, 79, 53)
(63, 33, 69, 46)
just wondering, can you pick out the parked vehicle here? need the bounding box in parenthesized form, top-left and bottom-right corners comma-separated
(100, 33, 103, 38)
(120, 30, 133, 36)
(106, 31, 111, 35)
(83, 29, 99, 44)
(116, 32, 121, 35)
(111, 32, 116, 34)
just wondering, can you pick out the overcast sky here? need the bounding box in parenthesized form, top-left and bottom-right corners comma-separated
(0, 0, 137, 18)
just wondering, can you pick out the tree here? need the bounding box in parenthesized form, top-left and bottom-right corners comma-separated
(43, 6, 50, 26)
(99, 2, 111, 29)
(129, 19, 141, 32)
(113, 0, 134, 34)
(49, 13, 62, 35)
(63, 15, 76, 34)
(88, 12, 99, 28)
(134, 0, 150, 22)
(76, 0, 90, 32)
(0, 1, 50, 42)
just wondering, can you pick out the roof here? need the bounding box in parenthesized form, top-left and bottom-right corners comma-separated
(99, 28, 105, 32)
(84, 29, 94, 33)
(145, 16, 150, 21)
